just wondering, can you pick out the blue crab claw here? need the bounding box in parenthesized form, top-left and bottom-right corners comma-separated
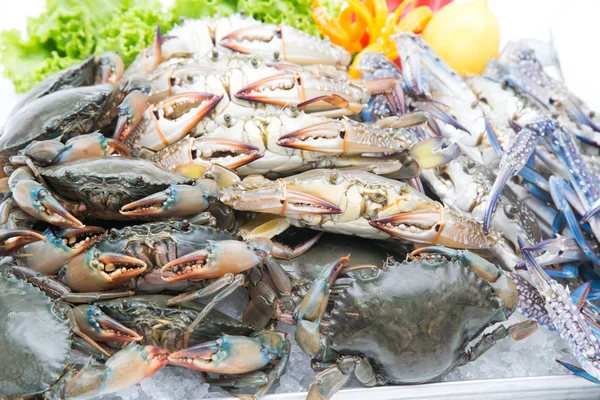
(23, 226, 105, 275)
(549, 176, 600, 266)
(74, 305, 142, 343)
(0, 228, 46, 255)
(418, 101, 471, 135)
(570, 281, 592, 310)
(220, 24, 350, 66)
(410, 246, 517, 311)
(564, 95, 600, 133)
(518, 236, 556, 296)
(63, 249, 147, 292)
(168, 331, 285, 374)
(523, 237, 590, 267)
(484, 117, 504, 156)
(11, 180, 84, 228)
(97, 52, 124, 84)
(294, 256, 350, 355)
(120, 181, 218, 218)
(483, 163, 517, 234)
(160, 239, 271, 281)
(409, 137, 461, 169)
(556, 360, 600, 384)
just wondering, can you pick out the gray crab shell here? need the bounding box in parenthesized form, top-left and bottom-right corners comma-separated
(0, 271, 71, 397)
(328, 257, 509, 384)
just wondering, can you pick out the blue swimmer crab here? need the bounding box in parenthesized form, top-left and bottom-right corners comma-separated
(292, 248, 536, 399)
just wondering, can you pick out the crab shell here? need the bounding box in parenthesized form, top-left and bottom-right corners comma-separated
(0, 270, 71, 396)
(327, 255, 516, 383)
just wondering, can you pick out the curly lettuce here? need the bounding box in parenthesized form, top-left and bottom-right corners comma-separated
(1, 0, 343, 93)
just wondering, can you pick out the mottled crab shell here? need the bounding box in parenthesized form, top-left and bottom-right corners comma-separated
(328, 256, 510, 384)
(0, 271, 71, 396)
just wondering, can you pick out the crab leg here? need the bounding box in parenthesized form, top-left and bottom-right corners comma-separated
(463, 319, 538, 363)
(294, 256, 350, 356)
(307, 356, 381, 400)
(48, 343, 168, 400)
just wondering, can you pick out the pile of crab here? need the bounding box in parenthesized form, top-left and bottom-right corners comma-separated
(3, 13, 600, 400)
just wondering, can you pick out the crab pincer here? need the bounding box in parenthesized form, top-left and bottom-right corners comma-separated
(160, 238, 272, 282)
(62, 249, 147, 292)
(73, 305, 143, 343)
(120, 180, 219, 218)
(0, 228, 46, 255)
(9, 167, 84, 229)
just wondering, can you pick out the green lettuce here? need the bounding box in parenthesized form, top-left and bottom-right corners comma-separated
(169, 0, 237, 19)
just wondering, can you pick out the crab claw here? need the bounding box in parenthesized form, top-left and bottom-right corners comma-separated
(116, 92, 223, 154)
(411, 246, 517, 312)
(161, 239, 271, 281)
(277, 117, 418, 154)
(294, 256, 349, 356)
(169, 331, 285, 374)
(220, 179, 342, 217)
(369, 206, 492, 249)
(74, 305, 142, 343)
(154, 136, 263, 172)
(409, 137, 461, 169)
(63, 249, 147, 292)
(120, 181, 218, 218)
(97, 52, 124, 84)
(20, 132, 130, 166)
(0, 229, 46, 255)
(23, 226, 105, 274)
(235, 72, 367, 116)
(11, 179, 84, 228)
(220, 24, 350, 66)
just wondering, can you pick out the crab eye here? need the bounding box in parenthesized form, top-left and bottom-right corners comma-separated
(273, 51, 280, 61)
(275, 27, 282, 38)
(109, 228, 118, 239)
(186, 74, 194, 82)
(463, 161, 476, 175)
(329, 172, 340, 184)
(339, 129, 346, 139)
(504, 205, 518, 220)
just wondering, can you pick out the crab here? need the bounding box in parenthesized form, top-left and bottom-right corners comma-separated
(70, 294, 291, 398)
(6, 156, 220, 228)
(0, 266, 168, 399)
(291, 248, 536, 399)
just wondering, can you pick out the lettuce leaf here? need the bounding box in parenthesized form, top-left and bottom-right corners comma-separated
(170, 0, 237, 19)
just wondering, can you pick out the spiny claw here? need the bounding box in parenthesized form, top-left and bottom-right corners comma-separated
(523, 236, 591, 267)
(369, 206, 493, 249)
(63, 249, 147, 292)
(0, 229, 46, 255)
(220, 24, 350, 66)
(168, 331, 286, 374)
(277, 117, 417, 154)
(114, 91, 148, 142)
(409, 137, 460, 169)
(11, 179, 84, 228)
(74, 305, 142, 342)
(235, 71, 367, 116)
(120, 181, 218, 217)
(23, 226, 105, 275)
(117, 92, 223, 153)
(153, 136, 263, 172)
(220, 181, 342, 216)
(160, 239, 271, 281)
(483, 163, 517, 234)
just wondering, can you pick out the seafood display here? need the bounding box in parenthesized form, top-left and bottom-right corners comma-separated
(2, 11, 600, 400)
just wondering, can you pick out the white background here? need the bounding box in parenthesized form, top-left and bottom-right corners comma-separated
(1, 0, 599, 125)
